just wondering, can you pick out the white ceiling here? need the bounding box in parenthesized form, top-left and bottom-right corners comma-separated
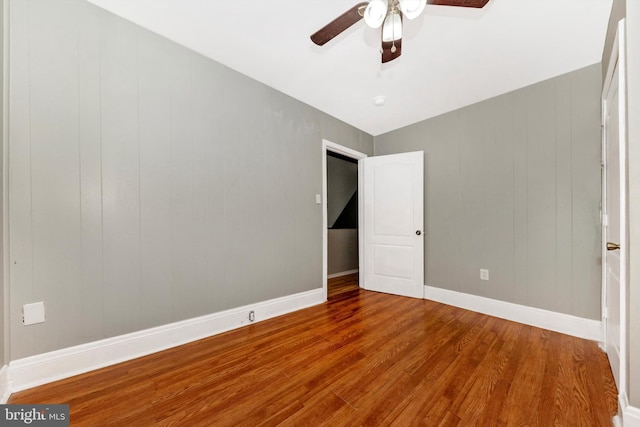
(87, 0, 612, 136)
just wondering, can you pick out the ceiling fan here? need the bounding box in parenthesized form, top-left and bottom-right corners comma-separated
(311, 0, 490, 63)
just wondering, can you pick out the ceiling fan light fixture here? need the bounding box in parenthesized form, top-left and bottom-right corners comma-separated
(363, 0, 388, 28)
(382, 10, 402, 42)
(398, 0, 426, 20)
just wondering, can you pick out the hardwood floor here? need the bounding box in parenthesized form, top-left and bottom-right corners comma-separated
(327, 272, 360, 299)
(10, 274, 617, 426)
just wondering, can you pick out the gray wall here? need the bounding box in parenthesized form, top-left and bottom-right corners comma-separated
(375, 64, 602, 319)
(327, 155, 358, 227)
(626, 0, 640, 408)
(7, 0, 373, 360)
(326, 155, 358, 274)
(327, 156, 358, 274)
(327, 229, 358, 275)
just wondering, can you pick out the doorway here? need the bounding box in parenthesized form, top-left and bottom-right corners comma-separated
(322, 140, 367, 301)
(321, 141, 425, 302)
(326, 151, 359, 298)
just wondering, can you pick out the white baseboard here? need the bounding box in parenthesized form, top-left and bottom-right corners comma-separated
(626, 408, 640, 427)
(424, 285, 602, 342)
(620, 392, 640, 427)
(0, 365, 10, 403)
(8, 288, 325, 393)
(614, 415, 623, 427)
(327, 269, 359, 279)
(622, 406, 640, 427)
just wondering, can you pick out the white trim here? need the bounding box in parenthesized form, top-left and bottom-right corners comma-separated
(324, 140, 368, 160)
(613, 415, 622, 427)
(3, 0, 11, 374)
(0, 365, 10, 403)
(327, 269, 359, 279)
(357, 158, 365, 289)
(617, 17, 628, 406)
(322, 140, 367, 296)
(8, 288, 324, 393)
(424, 285, 602, 342)
(601, 43, 610, 349)
(603, 18, 622, 100)
(620, 392, 640, 427)
(602, 18, 628, 402)
(627, 407, 640, 427)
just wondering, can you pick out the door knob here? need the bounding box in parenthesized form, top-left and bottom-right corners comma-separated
(416, 230, 422, 236)
(607, 242, 621, 251)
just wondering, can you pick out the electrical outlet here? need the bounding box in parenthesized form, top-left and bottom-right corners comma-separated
(249, 311, 255, 322)
(23, 302, 46, 325)
(480, 269, 489, 281)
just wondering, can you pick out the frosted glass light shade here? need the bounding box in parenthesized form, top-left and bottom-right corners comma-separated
(399, 0, 426, 20)
(382, 11, 402, 42)
(364, 0, 388, 28)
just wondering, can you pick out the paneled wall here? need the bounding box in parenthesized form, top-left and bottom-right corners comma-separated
(7, 0, 373, 359)
(375, 64, 602, 319)
(327, 230, 358, 275)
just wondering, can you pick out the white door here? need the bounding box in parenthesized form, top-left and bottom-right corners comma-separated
(363, 151, 424, 298)
(602, 20, 626, 393)
(604, 65, 623, 388)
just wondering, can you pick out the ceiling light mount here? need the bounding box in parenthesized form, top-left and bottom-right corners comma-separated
(373, 95, 386, 106)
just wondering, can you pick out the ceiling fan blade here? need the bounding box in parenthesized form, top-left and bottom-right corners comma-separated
(311, 2, 368, 46)
(381, 39, 402, 63)
(427, 0, 490, 7)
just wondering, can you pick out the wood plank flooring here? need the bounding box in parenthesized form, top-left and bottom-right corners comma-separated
(327, 273, 360, 299)
(10, 274, 618, 426)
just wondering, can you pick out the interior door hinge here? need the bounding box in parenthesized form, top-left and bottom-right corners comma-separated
(603, 307, 608, 319)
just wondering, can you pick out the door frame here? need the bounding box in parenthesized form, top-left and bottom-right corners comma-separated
(601, 18, 627, 403)
(322, 140, 367, 300)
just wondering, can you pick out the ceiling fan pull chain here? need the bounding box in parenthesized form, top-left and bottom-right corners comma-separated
(391, 11, 397, 53)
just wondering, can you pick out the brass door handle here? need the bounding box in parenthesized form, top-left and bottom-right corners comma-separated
(607, 242, 621, 251)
